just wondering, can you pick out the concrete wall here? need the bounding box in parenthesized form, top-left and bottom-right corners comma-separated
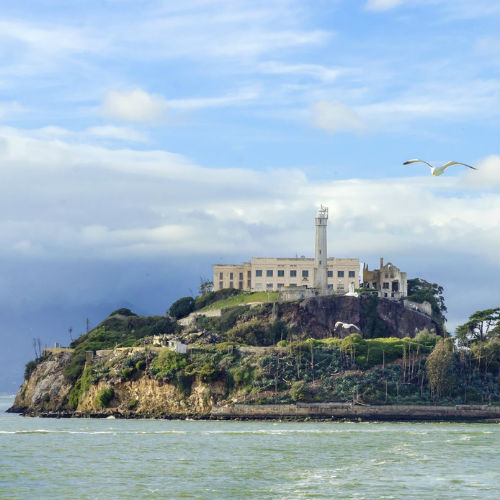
(211, 403, 500, 421)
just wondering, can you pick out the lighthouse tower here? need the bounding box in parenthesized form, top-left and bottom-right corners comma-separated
(314, 205, 328, 291)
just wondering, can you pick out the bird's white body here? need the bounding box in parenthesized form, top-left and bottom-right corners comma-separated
(403, 158, 477, 176)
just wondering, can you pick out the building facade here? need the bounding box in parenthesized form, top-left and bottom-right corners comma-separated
(362, 257, 407, 300)
(214, 257, 359, 293)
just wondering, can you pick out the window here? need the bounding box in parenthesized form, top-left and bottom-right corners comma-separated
(219, 272, 223, 279)
(229, 272, 233, 280)
(289, 283, 297, 287)
(277, 283, 284, 289)
(302, 270, 309, 278)
(247, 270, 251, 278)
(266, 283, 273, 290)
(383, 282, 389, 289)
(328, 284, 333, 290)
(348, 270, 355, 278)
(239, 272, 243, 280)
(247, 280, 251, 288)
(266, 270, 273, 277)
(290, 270, 297, 277)
(337, 284, 344, 290)
(229, 281, 234, 288)
(219, 281, 223, 289)
(277, 270, 284, 277)
(256, 270, 263, 277)
(337, 271, 344, 277)
(372, 282, 377, 288)
(239, 281, 243, 289)
(327, 271, 333, 278)
(256, 283, 263, 290)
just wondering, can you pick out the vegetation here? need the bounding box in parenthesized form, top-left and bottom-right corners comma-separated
(196, 290, 279, 312)
(456, 308, 500, 347)
(426, 338, 456, 398)
(407, 278, 447, 332)
(64, 312, 178, 383)
(168, 296, 195, 319)
(95, 387, 115, 408)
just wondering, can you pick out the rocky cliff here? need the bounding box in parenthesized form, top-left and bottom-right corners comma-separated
(8, 295, 455, 418)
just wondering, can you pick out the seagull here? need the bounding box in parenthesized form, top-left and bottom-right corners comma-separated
(403, 158, 477, 176)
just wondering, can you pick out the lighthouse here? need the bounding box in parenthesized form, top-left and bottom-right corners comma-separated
(314, 205, 328, 291)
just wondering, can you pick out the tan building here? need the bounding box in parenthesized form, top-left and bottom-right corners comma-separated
(214, 257, 359, 293)
(362, 257, 407, 300)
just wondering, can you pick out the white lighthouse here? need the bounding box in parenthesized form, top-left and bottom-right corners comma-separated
(313, 205, 328, 291)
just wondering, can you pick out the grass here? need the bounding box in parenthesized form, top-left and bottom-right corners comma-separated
(198, 291, 279, 311)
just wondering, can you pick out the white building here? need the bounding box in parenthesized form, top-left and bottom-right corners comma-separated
(213, 206, 359, 294)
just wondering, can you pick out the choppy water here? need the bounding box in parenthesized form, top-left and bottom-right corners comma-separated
(0, 396, 498, 499)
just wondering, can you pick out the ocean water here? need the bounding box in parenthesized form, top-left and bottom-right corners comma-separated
(0, 396, 498, 500)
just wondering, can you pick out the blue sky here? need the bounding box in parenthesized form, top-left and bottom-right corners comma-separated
(0, 0, 499, 392)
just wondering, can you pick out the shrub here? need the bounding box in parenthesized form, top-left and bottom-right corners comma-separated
(169, 297, 195, 319)
(24, 359, 39, 379)
(290, 380, 310, 402)
(110, 308, 138, 317)
(135, 360, 146, 371)
(128, 398, 138, 410)
(95, 387, 115, 408)
(151, 349, 187, 379)
(121, 367, 134, 381)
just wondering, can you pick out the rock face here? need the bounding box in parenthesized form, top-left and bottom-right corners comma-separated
(9, 295, 437, 418)
(279, 295, 435, 339)
(9, 351, 74, 414)
(9, 351, 222, 418)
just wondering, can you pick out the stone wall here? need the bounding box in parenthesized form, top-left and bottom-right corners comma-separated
(211, 403, 500, 421)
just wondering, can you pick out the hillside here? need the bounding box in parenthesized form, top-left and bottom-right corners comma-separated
(9, 293, 500, 418)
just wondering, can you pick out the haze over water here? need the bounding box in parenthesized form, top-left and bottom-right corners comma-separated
(1, 397, 498, 499)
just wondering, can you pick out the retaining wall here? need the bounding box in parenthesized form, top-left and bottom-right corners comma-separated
(211, 403, 500, 421)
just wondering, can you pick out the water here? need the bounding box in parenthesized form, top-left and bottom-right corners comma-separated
(1, 396, 498, 499)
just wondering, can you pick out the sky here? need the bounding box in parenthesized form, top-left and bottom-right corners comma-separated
(0, 0, 499, 393)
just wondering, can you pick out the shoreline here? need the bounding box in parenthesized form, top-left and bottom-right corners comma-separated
(8, 403, 500, 423)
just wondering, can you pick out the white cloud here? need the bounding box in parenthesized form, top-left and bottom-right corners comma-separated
(365, 0, 404, 11)
(102, 89, 167, 123)
(258, 61, 347, 82)
(167, 88, 259, 110)
(86, 126, 147, 142)
(457, 155, 500, 190)
(0, 127, 497, 262)
(310, 101, 365, 134)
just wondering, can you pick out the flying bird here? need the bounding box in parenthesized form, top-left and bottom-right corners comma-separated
(403, 158, 477, 176)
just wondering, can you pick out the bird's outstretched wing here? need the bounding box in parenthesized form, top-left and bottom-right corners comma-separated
(441, 161, 477, 171)
(403, 158, 434, 169)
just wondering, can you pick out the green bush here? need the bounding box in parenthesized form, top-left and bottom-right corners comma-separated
(290, 380, 310, 402)
(24, 359, 39, 379)
(110, 308, 138, 317)
(121, 367, 134, 381)
(128, 398, 138, 410)
(151, 349, 187, 379)
(135, 360, 146, 371)
(95, 387, 115, 408)
(169, 296, 195, 319)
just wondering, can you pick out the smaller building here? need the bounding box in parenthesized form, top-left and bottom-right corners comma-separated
(362, 257, 407, 300)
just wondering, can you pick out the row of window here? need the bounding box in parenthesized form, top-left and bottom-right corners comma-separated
(254, 283, 347, 290)
(253, 269, 356, 278)
(219, 271, 251, 280)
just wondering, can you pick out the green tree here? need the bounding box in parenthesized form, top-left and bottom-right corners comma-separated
(407, 278, 447, 331)
(426, 338, 456, 398)
(168, 296, 195, 319)
(456, 308, 500, 347)
(199, 278, 214, 295)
